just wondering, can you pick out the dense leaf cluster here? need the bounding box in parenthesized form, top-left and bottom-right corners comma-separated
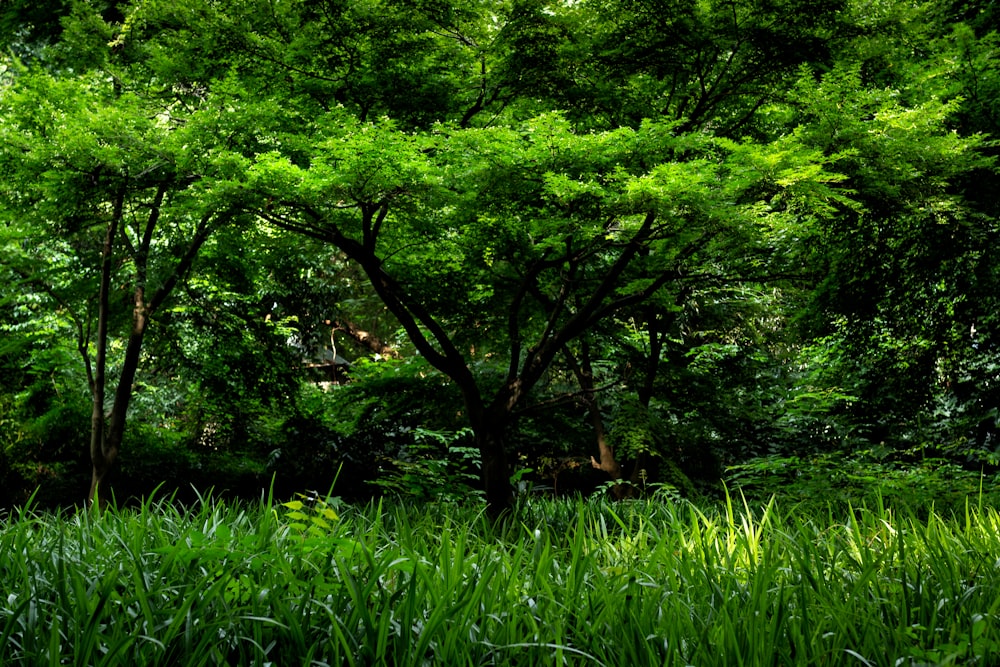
(0, 0, 997, 509)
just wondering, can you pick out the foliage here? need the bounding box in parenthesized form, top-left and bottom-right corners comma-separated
(3, 494, 1000, 664)
(2, 0, 1000, 508)
(370, 426, 484, 503)
(728, 448, 1000, 515)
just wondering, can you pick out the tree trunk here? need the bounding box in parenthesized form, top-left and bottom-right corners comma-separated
(565, 343, 629, 498)
(587, 404, 628, 499)
(330, 318, 399, 358)
(84, 189, 216, 509)
(475, 425, 514, 518)
(88, 291, 150, 507)
(88, 194, 122, 509)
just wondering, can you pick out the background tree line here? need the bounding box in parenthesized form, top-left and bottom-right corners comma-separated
(0, 0, 997, 513)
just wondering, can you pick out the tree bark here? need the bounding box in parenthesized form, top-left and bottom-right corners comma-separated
(89, 287, 150, 505)
(474, 421, 514, 517)
(88, 191, 124, 508)
(564, 343, 628, 499)
(330, 318, 399, 358)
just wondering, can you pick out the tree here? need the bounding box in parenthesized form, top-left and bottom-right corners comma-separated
(785, 44, 996, 449)
(247, 109, 850, 512)
(183, 0, 859, 512)
(49, 0, 856, 514)
(0, 31, 256, 503)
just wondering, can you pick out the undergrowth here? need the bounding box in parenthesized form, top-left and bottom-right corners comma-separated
(1, 490, 999, 665)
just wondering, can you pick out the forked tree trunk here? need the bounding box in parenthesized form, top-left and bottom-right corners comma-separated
(84, 188, 218, 509)
(88, 194, 122, 509)
(88, 306, 149, 507)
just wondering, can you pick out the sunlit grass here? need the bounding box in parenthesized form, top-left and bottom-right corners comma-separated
(2, 491, 999, 665)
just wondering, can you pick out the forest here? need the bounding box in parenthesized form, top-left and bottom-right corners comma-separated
(2, 0, 999, 514)
(2, 0, 1000, 664)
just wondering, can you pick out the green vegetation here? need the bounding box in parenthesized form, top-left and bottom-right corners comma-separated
(3, 2, 999, 661)
(3, 492, 1000, 666)
(2, 0, 1000, 516)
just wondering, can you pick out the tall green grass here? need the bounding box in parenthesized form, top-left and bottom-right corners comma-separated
(2, 492, 999, 665)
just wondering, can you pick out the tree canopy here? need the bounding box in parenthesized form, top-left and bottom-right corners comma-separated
(1, 0, 997, 512)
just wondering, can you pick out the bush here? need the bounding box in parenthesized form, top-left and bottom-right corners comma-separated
(727, 447, 1000, 514)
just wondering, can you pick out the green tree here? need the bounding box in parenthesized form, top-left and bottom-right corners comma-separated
(187, 0, 867, 511)
(0, 23, 256, 502)
(786, 22, 997, 451)
(247, 109, 851, 512)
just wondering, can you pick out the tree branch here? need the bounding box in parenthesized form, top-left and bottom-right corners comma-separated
(513, 377, 619, 416)
(148, 209, 229, 315)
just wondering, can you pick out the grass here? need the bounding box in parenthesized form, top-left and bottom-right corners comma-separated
(2, 491, 1000, 666)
